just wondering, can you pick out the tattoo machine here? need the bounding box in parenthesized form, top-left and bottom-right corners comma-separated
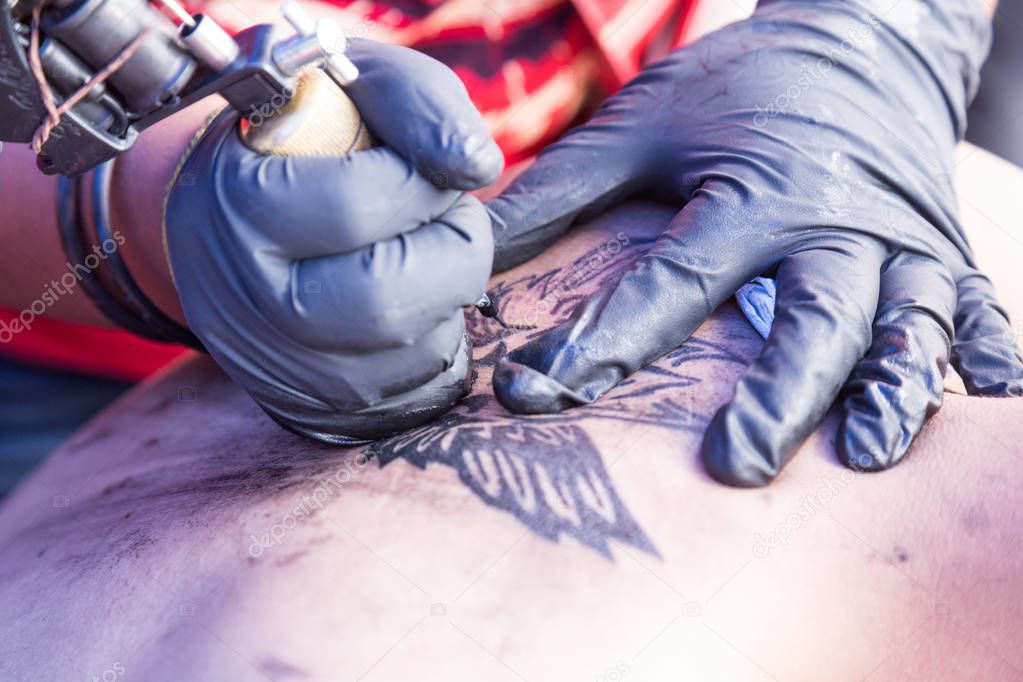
(0, 0, 503, 318)
(0, 0, 370, 176)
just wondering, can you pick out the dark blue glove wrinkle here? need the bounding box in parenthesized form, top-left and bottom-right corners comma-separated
(487, 88, 660, 273)
(228, 142, 463, 260)
(287, 194, 493, 351)
(949, 270, 1023, 396)
(492, 185, 772, 415)
(837, 251, 955, 472)
(259, 329, 473, 445)
(702, 238, 885, 487)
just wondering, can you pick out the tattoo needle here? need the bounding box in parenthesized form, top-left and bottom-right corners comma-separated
(474, 293, 509, 329)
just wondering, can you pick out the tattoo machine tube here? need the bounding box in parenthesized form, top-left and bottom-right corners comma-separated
(178, 13, 240, 72)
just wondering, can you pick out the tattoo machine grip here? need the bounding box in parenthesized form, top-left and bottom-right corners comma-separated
(239, 65, 374, 156)
(238, 2, 373, 156)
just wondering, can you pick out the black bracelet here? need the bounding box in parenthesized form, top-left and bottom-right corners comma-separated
(57, 161, 204, 351)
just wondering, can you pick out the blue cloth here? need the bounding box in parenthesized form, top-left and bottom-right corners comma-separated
(735, 277, 777, 340)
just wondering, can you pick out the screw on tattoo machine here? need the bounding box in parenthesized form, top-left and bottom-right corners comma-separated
(0, 0, 367, 177)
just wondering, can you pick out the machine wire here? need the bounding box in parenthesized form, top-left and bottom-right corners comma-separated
(27, 3, 151, 153)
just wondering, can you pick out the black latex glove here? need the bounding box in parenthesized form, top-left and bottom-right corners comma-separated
(486, 0, 1023, 486)
(166, 40, 501, 444)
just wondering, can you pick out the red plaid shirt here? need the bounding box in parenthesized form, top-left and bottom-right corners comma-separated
(0, 0, 747, 380)
(199, 0, 707, 163)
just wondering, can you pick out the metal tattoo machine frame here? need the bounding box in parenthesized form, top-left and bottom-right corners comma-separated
(0, 0, 361, 176)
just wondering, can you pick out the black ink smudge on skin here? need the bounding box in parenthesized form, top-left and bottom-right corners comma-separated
(368, 396, 657, 557)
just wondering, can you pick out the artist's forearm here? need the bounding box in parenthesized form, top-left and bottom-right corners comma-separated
(0, 99, 221, 329)
(0, 144, 111, 326)
(111, 97, 225, 327)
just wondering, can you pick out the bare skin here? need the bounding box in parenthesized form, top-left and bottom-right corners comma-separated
(0, 144, 1021, 682)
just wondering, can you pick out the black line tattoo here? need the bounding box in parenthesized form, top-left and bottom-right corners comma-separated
(368, 231, 753, 557)
(370, 396, 656, 557)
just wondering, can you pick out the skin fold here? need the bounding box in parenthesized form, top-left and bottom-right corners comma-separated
(0, 145, 1020, 680)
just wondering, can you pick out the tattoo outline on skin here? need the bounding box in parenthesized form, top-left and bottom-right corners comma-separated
(368, 234, 752, 557)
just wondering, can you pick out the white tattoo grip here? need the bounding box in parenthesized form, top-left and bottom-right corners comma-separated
(239, 2, 375, 157)
(240, 66, 374, 156)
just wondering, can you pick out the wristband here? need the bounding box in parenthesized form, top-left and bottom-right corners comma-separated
(57, 161, 204, 350)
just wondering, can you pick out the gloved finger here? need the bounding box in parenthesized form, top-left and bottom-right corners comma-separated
(837, 252, 955, 472)
(219, 127, 461, 259)
(281, 194, 493, 350)
(486, 97, 651, 273)
(345, 39, 503, 190)
(948, 269, 1023, 396)
(701, 238, 885, 488)
(328, 329, 474, 441)
(493, 189, 767, 414)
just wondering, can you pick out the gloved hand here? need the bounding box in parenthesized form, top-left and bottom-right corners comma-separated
(486, 0, 1023, 486)
(165, 39, 502, 444)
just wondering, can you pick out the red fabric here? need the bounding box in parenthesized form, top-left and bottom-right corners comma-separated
(2, 0, 711, 381)
(0, 310, 189, 381)
(571, 0, 688, 84)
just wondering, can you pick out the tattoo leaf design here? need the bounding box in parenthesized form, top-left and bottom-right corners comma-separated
(370, 397, 656, 557)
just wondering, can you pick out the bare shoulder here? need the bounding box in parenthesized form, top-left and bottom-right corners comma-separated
(0, 198, 760, 571)
(1, 146, 1022, 681)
